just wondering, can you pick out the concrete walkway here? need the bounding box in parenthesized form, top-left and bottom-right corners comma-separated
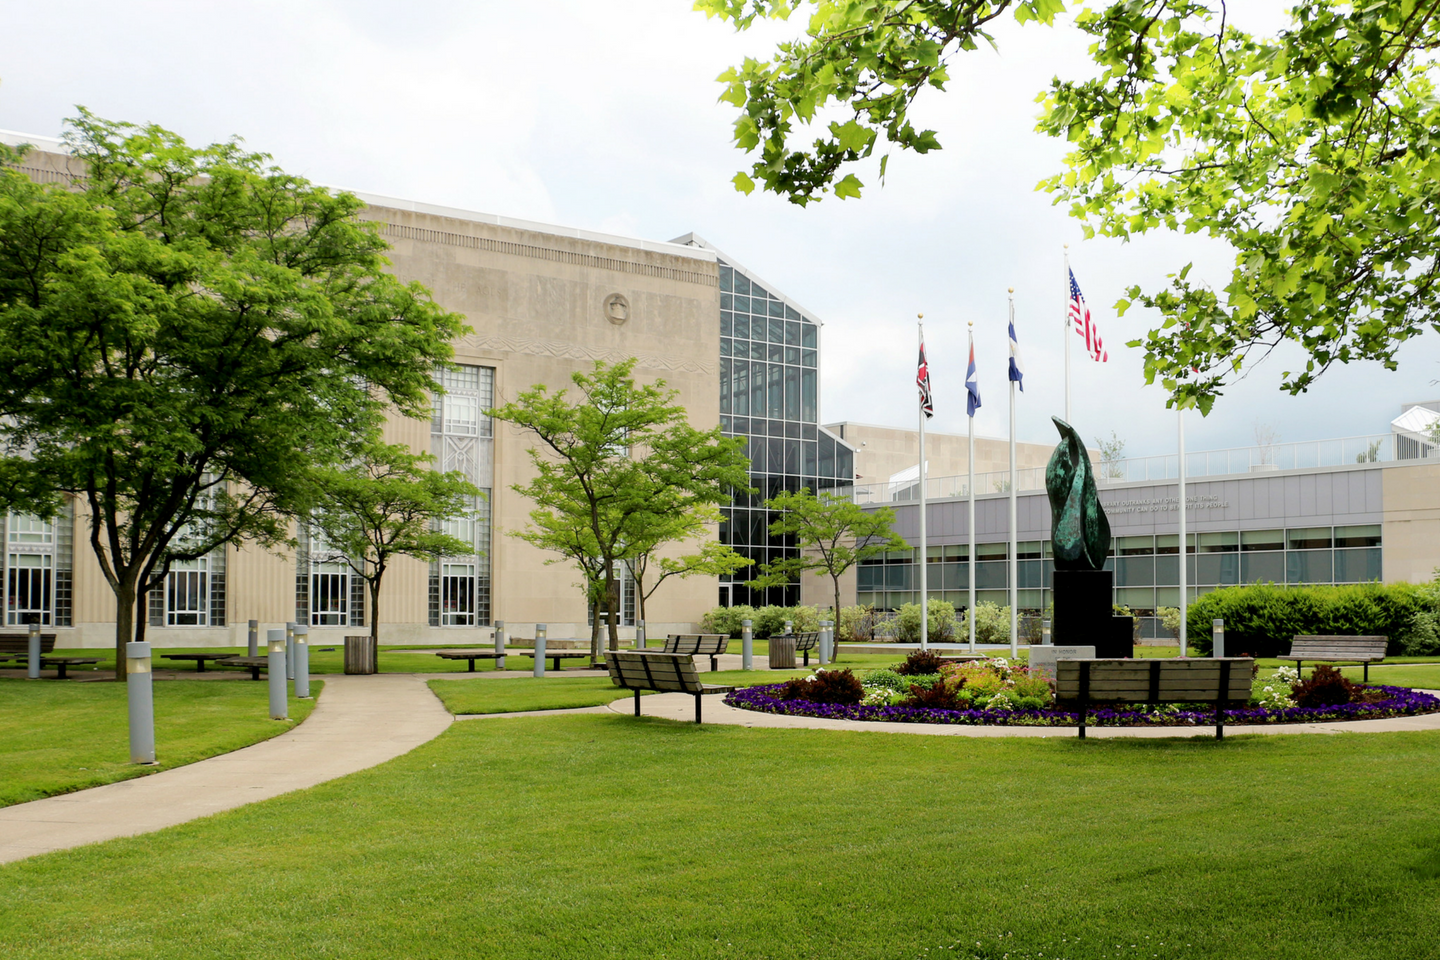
(0, 673, 452, 865)
(613, 690, 1440, 738)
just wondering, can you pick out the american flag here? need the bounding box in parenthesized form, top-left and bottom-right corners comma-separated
(1068, 268, 1108, 362)
(917, 336, 934, 419)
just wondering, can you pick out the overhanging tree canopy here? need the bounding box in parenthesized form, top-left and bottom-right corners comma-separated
(701, 0, 1440, 410)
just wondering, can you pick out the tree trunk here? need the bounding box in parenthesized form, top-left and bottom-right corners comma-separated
(113, 573, 138, 681)
(369, 573, 383, 672)
(604, 565, 620, 654)
(589, 577, 603, 662)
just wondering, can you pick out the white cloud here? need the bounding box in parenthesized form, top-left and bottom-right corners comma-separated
(1, 0, 1431, 458)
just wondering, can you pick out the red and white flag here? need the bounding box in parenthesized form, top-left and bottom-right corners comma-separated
(1068, 268, 1108, 362)
(917, 334, 934, 419)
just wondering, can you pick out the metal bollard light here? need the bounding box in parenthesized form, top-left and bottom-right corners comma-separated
(1213, 619, 1225, 659)
(267, 629, 288, 720)
(126, 641, 157, 764)
(818, 621, 831, 666)
(1042, 618, 1052, 646)
(294, 625, 310, 699)
(494, 620, 506, 671)
(635, 619, 646, 650)
(533, 624, 547, 678)
(784, 619, 794, 636)
(27, 620, 41, 680)
(247, 618, 259, 657)
(741, 619, 753, 671)
(285, 622, 296, 680)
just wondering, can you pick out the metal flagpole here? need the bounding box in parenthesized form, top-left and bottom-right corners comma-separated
(1064, 246, 1071, 425)
(918, 316, 928, 652)
(1008, 290, 1019, 658)
(967, 322, 977, 653)
(1178, 407, 1188, 657)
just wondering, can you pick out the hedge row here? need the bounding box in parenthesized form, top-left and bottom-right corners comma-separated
(1186, 582, 1436, 658)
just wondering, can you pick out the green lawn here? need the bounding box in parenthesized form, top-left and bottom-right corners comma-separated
(0, 679, 321, 808)
(428, 668, 819, 715)
(3, 716, 1440, 958)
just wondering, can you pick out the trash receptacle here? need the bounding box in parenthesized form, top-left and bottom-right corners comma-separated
(769, 633, 797, 670)
(344, 635, 377, 675)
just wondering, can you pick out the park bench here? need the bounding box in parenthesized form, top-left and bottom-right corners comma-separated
(662, 633, 729, 671)
(792, 632, 820, 666)
(1055, 657, 1255, 740)
(0, 633, 57, 659)
(606, 651, 735, 724)
(435, 650, 510, 672)
(1279, 636, 1388, 682)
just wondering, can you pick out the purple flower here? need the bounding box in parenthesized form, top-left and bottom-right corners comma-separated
(722, 684, 1440, 728)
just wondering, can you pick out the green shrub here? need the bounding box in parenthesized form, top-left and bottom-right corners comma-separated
(1186, 582, 1432, 657)
(699, 605, 755, 639)
(1403, 608, 1440, 655)
(959, 601, 1011, 645)
(752, 605, 790, 638)
(787, 605, 822, 634)
(894, 599, 958, 642)
(840, 604, 886, 642)
(860, 668, 909, 692)
(1157, 606, 1182, 640)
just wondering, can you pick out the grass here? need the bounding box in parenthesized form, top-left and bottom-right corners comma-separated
(427, 668, 820, 715)
(4, 716, 1440, 958)
(0, 678, 321, 808)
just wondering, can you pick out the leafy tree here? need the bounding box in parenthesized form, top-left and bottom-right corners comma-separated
(307, 442, 480, 647)
(0, 113, 465, 675)
(622, 504, 752, 623)
(489, 359, 751, 659)
(1094, 431, 1126, 480)
(747, 488, 907, 620)
(702, 0, 1440, 410)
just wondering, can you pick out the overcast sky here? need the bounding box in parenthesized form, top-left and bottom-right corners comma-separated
(2, 0, 1434, 466)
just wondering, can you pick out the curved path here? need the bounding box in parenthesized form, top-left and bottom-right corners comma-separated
(0, 673, 451, 865)
(612, 690, 1440, 738)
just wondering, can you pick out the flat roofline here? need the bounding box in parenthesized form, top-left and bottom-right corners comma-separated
(0, 130, 713, 264)
(825, 420, 1054, 447)
(353, 190, 715, 263)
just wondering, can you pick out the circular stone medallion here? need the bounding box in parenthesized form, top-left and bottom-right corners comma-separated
(604, 293, 630, 325)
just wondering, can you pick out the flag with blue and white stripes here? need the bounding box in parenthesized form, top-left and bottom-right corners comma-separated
(1008, 320, 1025, 392)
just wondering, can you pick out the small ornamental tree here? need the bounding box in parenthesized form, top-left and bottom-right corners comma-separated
(308, 442, 480, 646)
(747, 488, 907, 621)
(490, 359, 751, 659)
(0, 113, 465, 675)
(623, 504, 752, 623)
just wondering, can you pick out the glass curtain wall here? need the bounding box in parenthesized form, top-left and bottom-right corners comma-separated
(718, 260, 854, 607)
(428, 364, 494, 627)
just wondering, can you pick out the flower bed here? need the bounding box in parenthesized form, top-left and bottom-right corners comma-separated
(724, 681, 1440, 728)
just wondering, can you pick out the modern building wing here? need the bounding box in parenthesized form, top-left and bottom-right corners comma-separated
(858, 413, 1440, 638)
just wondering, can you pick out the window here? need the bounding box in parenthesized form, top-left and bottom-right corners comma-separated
(588, 562, 636, 627)
(167, 558, 209, 625)
(5, 510, 72, 627)
(429, 367, 494, 628)
(7, 552, 52, 626)
(311, 561, 350, 626)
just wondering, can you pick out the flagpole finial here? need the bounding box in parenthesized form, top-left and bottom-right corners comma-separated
(917, 312, 924, 320)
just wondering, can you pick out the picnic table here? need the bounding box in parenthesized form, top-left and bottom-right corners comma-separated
(39, 656, 101, 679)
(435, 650, 512, 672)
(535, 651, 592, 671)
(218, 655, 268, 680)
(162, 653, 243, 673)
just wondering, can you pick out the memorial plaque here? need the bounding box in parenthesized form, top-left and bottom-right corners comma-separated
(1027, 645, 1095, 679)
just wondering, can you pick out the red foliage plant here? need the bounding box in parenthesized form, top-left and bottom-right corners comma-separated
(903, 681, 961, 710)
(1290, 664, 1361, 708)
(896, 649, 948, 676)
(774, 668, 864, 705)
